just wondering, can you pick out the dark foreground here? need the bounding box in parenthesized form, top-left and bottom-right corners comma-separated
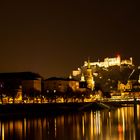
(0, 102, 102, 117)
(0, 100, 139, 118)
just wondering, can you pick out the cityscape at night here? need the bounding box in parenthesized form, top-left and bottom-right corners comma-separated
(0, 1, 140, 78)
(0, 55, 140, 140)
(0, 55, 139, 104)
(0, 0, 140, 140)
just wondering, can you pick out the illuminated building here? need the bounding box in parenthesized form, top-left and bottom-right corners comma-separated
(15, 85, 22, 102)
(22, 77, 42, 95)
(72, 69, 81, 76)
(121, 57, 133, 65)
(118, 80, 132, 92)
(44, 77, 79, 93)
(72, 55, 133, 77)
(80, 73, 85, 82)
(0, 72, 42, 102)
(85, 59, 95, 90)
(73, 59, 95, 91)
(83, 55, 133, 68)
(118, 69, 140, 97)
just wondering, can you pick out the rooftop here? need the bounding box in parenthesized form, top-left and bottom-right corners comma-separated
(0, 72, 42, 80)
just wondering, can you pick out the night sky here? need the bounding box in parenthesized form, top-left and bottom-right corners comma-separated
(0, 0, 140, 78)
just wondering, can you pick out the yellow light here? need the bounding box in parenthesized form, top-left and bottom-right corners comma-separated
(2, 123, 4, 140)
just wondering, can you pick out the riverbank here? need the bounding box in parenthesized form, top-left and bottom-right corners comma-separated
(0, 100, 139, 118)
(0, 102, 102, 116)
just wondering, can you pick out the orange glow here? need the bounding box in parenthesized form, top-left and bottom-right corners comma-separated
(117, 54, 121, 58)
(118, 124, 123, 132)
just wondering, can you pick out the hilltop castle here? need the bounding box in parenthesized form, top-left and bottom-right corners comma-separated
(72, 55, 133, 91)
(73, 55, 133, 76)
(83, 55, 133, 68)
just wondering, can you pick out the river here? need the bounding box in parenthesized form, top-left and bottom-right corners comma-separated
(0, 105, 140, 140)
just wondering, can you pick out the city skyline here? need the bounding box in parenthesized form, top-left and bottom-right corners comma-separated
(0, 1, 140, 78)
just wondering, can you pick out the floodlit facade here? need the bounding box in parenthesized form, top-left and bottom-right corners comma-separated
(72, 55, 133, 77)
(121, 57, 133, 65)
(83, 55, 133, 68)
(44, 77, 79, 93)
(118, 80, 132, 92)
(22, 78, 42, 93)
(72, 70, 81, 76)
(85, 59, 95, 90)
(74, 59, 95, 91)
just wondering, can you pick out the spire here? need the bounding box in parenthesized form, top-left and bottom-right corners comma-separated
(80, 73, 85, 82)
(87, 57, 91, 69)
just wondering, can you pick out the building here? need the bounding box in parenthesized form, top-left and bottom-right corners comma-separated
(121, 57, 133, 66)
(72, 55, 133, 78)
(83, 55, 133, 68)
(118, 80, 132, 92)
(44, 77, 79, 93)
(85, 59, 95, 90)
(117, 69, 140, 97)
(72, 59, 95, 91)
(0, 72, 42, 101)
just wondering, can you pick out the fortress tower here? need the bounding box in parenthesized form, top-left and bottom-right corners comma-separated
(85, 59, 95, 90)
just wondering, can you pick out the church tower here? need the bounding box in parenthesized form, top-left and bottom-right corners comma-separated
(85, 58, 95, 90)
(80, 73, 85, 82)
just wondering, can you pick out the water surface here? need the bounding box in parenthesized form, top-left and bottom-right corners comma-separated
(0, 105, 140, 140)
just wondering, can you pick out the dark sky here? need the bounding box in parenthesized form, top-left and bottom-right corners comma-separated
(0, 0, 140, 78)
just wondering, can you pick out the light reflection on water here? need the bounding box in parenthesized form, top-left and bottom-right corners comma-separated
(0, 105, 140, 140)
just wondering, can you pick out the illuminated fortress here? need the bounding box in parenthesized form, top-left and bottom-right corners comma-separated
(73, 55, 133, 77)
(72, 55, 134, 91)
(83, 55, 133, 68)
